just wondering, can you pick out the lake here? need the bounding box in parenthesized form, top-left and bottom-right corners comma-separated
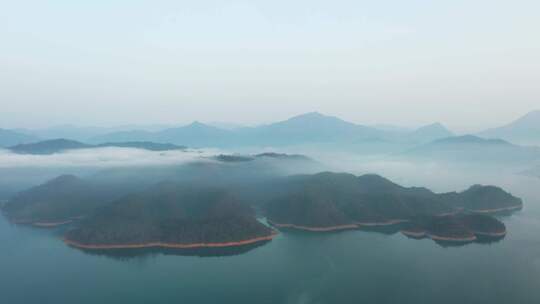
(1, 168, 540, 304)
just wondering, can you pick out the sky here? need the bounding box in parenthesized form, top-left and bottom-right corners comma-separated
(1, 0, 539, 132)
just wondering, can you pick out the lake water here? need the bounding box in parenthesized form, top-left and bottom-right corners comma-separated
(1, 168, 540, 304)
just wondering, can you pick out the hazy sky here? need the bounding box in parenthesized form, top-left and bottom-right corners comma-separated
(1, 0, 539, 132)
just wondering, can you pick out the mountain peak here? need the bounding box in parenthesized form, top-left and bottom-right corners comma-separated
(47, 174, 80, 185)
(288, 112, 331, 120)
(415, 122, 449, 131)
(186, 121, 213, 129)
(479, 110, 540, 144)
(428, 122, 444, 128)
(409, 122, 453, 142)
(302, 111, 325, 117)
(516, 110, 540, 124)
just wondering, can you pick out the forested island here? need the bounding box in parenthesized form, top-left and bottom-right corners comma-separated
(63, 183, 276, 250)
(401, 214, 507, 244)
(1, 175, 116, 227)
(264, 172, 521, 243)
(0, 167, 523, 251)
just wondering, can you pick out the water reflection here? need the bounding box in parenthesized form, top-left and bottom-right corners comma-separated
(67, 240, 272, 260)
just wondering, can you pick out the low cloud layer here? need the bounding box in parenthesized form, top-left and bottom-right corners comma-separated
(0, 147, 223, 168)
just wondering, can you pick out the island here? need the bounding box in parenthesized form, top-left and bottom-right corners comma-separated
(213, 154, 255, 162)
(1, 175, 113, 227)
(446, 184, 523, 213)
(254, 152, 311, 161)
(212, 152, 312, 163)
(401, 214, 507, 244)
(1, 170, 521, 253)
(265, 172, 521, 233)
(63, 183, 276, 251)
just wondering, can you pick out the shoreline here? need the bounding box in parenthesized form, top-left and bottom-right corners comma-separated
(469, 204, 522, 213)
(268, 219, 407, 232)
(32, 220, 73, 228)
(471, 230, 507, 237)
(355, 219, 408, 227)
(63, 232, 278, 250)
(268, 220, 358, 232)
(402, 228, 505, 240)
(8, 215, 85, 228)
(427, 233, 477, 242)
(400, 230, 427, 238)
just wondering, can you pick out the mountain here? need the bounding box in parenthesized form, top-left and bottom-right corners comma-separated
(408, 122, 454, 143)
(90, 122, 232, 147)
(240, 112, 384, 145)
(157, 122, 233, 147)
(206, 122, 247, 130)
(17, 125, 111, 142)
(71, 112, 452, 149)
(89, 129, 154, 143)
(0, 129, 39, 147)
(402, 135, 540, 163)
(1, 175, 115, 225)
(90, 113, 386, 147)
(64, 183, 275, 250)
(447, 184, 523, 212)
(264, 172, 521, 232)
(9, 139, 90, 154)
(479, 110, 540, 145)
(95, 142, 186, 151)
(17, 124, 177, 142)
(401, 214, 507, 244)
(370, 124, 412, 133)
(8, 139, 186, 155)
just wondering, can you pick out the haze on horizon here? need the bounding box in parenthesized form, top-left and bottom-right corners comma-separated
(2, 0, 539, 132)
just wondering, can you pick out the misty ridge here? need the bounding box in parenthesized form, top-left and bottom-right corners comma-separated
(0, 108, 536, 255)
(1, 110, 539, 198)
(3, 110, 540, 148)
(0, 109, 536, 249)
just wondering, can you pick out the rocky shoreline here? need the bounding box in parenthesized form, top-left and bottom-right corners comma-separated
(32, 220, 73, 228)
(7, 215, 85, 228)
(64, 231, 278, 250)
(268, 219, 408, 232)
(400, 213, 508, 243)
(268, 221, 358, 232)
(469, 204, 523, 213)
(355, 219, 408, 227)
(426, 233, 477, 242)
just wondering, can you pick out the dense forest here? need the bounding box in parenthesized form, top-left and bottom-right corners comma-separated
(265, 172, 522, 230)
(2, 175, 118, 224)
(65, 183, 274, 247)
(1, 159, 522, 249)
(401, 214, 507, 244)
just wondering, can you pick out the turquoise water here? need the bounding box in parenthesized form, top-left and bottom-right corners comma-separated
(1, 174, 540, 304)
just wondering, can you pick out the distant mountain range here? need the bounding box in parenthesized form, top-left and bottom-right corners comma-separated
(88, 112, 453, 148)
(0, 129, 39, 147)
(8, 139, 186, 155)
(266, 172, 521, 231)
(478, 110, 540, 145)
(14, 124, 176, 142)
(402, 135, 540, 163)
(4, 110, 539, 151)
